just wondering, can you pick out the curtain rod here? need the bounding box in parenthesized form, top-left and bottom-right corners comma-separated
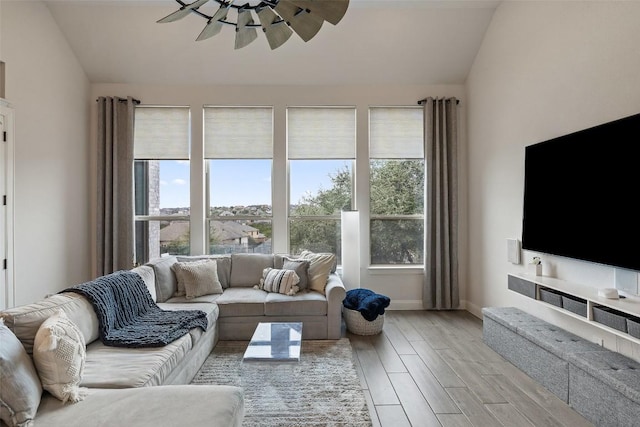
(95, 97, 141, 105)
(417, 98, 460, 105)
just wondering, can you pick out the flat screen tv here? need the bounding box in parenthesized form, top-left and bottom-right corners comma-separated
(522, 112, 640, 272)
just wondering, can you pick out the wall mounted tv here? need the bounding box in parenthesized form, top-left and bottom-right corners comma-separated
(522, 112, 640, 272)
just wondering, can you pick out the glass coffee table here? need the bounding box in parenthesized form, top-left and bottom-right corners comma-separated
(242, 322, 303, 362)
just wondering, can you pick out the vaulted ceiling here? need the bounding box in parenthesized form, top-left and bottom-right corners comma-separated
(43, 0, 499, 85)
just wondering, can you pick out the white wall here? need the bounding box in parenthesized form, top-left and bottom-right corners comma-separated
(466, 1, 640, 359)
(1, 1, 91, 306)
(90, 83, 469, 310)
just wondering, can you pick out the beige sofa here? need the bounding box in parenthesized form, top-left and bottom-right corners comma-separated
(0, 265, 242, 427)
(0, 252, 344, 427)
(147, 252, 346, 340)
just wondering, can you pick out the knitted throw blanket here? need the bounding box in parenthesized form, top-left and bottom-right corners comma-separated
(63, 270, 208, 348)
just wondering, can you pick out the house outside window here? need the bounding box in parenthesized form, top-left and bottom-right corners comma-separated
(204, 106, 273, 254)
(133, 106, 190, 264)
(287, 107, 356, 263)
(369, 106, 425, 265)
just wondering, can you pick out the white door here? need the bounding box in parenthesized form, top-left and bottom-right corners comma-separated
(0, 111, 6, 309)
(0, 102, 14, 310)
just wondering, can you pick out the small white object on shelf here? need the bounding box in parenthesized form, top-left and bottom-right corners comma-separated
(530, 256, 542, 276)
(598, 288, 620, 299)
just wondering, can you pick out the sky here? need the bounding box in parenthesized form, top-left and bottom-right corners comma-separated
(158, 159, 351, 209)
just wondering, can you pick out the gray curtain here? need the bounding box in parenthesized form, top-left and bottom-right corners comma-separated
(96, 96, 138, 276)
(423, 97, 459, 309)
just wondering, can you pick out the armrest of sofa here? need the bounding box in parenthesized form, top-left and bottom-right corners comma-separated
(325, 273, 346, 339)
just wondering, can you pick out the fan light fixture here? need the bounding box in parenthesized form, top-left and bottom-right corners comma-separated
(158, 0, 349, 50)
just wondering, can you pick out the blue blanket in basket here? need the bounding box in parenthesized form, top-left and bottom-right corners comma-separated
(343, 289, 390, 321)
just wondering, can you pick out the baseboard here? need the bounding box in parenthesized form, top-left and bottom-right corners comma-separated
(463, 299, 483, 319)
(388, 300, 424, 310)
(388, 299, 478, 313)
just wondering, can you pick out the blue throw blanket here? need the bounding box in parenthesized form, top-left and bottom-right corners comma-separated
(343, 289, 390, 321)
(63, 270, 207, 348)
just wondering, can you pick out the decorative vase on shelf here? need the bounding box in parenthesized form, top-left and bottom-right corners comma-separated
(535, 264, 542, 276)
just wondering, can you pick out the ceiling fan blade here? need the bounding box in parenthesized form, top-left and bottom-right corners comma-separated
(196, 3, 232, 41)
(158, 0, 211, 23)
(274, 0, 324, 42)
(235, 8, 258, 49)
(256, 6, 293, 50)
(289, 0, 349, 25)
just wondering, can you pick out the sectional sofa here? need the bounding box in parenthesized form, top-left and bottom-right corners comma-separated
(0, 251, 345, 427)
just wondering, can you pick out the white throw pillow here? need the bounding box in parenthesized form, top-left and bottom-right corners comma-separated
(33, 310, 88, 403)
(300, 250, 336, 294)
(0, 319, 42, 427)
(256, 268, 300, 296)
(172, 259, 223, 299)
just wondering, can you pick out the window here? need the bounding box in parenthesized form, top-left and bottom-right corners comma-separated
(287, 107, 356, 262)
(204, 107, 273, 254)
(369, 107, 424, 265)
(134, 106, 190, 264)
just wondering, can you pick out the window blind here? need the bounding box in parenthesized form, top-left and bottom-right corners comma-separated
(369, 107, 423, 159)
(288, 107, 356, 159)
(204, 107, 273, 159)
(134, 106, 190, 160)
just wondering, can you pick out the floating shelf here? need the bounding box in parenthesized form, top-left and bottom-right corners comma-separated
(508, 273, 640, 343)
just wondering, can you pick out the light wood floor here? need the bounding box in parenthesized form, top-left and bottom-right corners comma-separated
(347, 310, 595, 427)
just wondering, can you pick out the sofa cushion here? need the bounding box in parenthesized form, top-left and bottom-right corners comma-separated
(33, 310, 88, 403)
(131, 265, 157, 302)
(0, 320, 42, 427)
(158, 302, 219, 345)
(145, 256, 178, 302)
(299, 251, 336, 294)
(81, 334, 192, 388)
(274, 253, 299, 268)
(165, 294, 221, 304)
(265, 291, 328, 316)
(230, 253, 274, 287)
(0, 293, 99, 354)
(257, 268, 300, 296)
(177, 255, 232, 289)
(171, 259, 223, 298)
(215, 288, 268, 317)
(34, 385, 244, 427)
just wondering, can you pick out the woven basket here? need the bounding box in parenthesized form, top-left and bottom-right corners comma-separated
(343, 307, 384, 335)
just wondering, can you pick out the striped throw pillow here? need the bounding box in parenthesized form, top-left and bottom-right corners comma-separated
(256, 268, 300, 296)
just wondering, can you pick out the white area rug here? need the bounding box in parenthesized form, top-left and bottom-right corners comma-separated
(191, 338, 372, 426)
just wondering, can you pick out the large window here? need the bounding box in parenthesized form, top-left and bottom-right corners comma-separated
(287, 107, 356, 262)
(369, 107, 425, 265)
(204, 107, 273, 254)
(132, 103, 428, 270)
(134, 106, 190, 264)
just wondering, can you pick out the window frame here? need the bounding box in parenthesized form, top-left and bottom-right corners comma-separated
(133, 105, 191, 264)
(286, 106, 357, 260)
(368, 106, 425, 266)
(203, 106, 274, 255)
